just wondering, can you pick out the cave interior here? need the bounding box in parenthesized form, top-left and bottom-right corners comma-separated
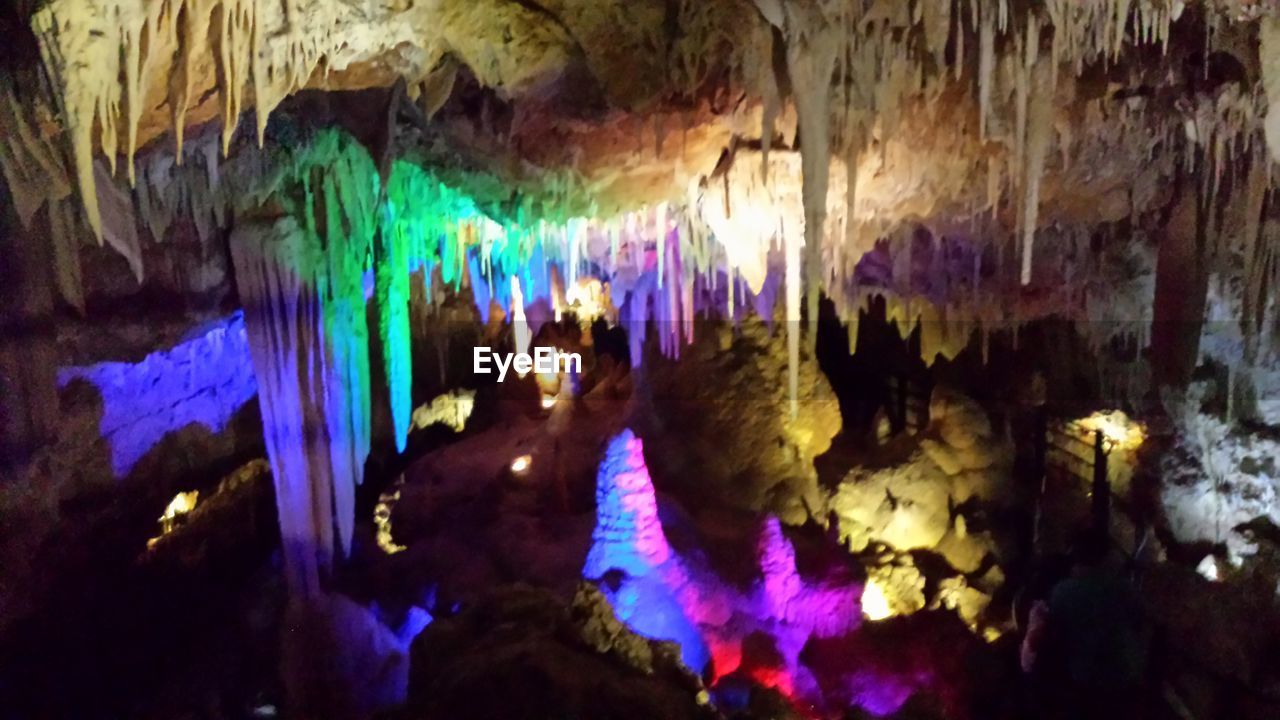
(2, 1, 1280, 719)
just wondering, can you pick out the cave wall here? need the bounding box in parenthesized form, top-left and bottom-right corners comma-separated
(0, 207, 263, 633)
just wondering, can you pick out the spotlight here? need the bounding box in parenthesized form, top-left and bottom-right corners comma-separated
(541, 395, 558, 409)
(159, 490, 199, 533)
(510, 455, 532, 474)
(1073, 410, 1145, 450)
(861, 579, 892, 621)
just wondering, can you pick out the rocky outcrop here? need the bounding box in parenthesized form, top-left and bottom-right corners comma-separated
(400, 583, 715, 720)
(1162, 382, 1280, 565)
(281, 592, 424, 720)
(833, 387, 1011, 556)
(828, 386, 1011, 636)
(1143, 563, 1280, 720)
(640, 314, 841, 525)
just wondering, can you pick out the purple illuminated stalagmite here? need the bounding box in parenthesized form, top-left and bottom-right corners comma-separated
(585, 430, 880, 710)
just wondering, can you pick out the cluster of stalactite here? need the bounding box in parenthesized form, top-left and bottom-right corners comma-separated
(732, 0, 1276, 399)
(26, 0, 448, 239)
(13, 1, 1280, 573)
(18, 1, 1280, 393)
(190, 129, 738, 587)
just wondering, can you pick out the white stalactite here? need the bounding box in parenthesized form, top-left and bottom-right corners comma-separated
(978, 2, 995, 141)
(1022, 48, 1053, 286)
(782, 0, 840, 418)
(1260, 17, 1280, 164)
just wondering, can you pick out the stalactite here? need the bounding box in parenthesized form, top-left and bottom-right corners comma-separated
(94, 160, 144, 282)
(512, 275, 532, 360)
(922, 0, 951, 67)
(172, 4, 211, 163)
(0, 81, 85, 310)
(782, 1, 839, 418)
(231, 217, 337, 597)
(978, 2, 995, 141)
(1241, 149, 1271, 363)
(657, 210, 667, 289)
(378, 216, 413, 454)
(222, 133, 381, 597)
(1261, 17, 1280, 164)
(847, 304, 860, 355)
(1021, 25, 1052, 286)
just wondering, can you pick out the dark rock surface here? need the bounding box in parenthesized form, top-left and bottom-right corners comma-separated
(397, 583, 717, 720)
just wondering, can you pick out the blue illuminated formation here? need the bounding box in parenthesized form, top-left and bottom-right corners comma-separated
(57, 312, 257, 478)
(599, 571, 711, 673)
(583, 430, 711, 673)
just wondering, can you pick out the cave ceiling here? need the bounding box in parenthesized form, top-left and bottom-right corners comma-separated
(3, 0, 1280, 343)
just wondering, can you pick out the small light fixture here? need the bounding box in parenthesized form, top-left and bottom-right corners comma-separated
(510, 454, 532, 474)
(159, 490, 199, 534)
(148, 489, 200, 550)
(541, 395, 558, 409)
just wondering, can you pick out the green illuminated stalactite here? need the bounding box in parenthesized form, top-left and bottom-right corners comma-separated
(378, 204, 413, 453)
(382, 250, 414, 450)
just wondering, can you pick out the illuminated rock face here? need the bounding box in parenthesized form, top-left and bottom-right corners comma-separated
(643, 314, 841, 525)
(833, 387, 1011, 556)
(1, 310, 264, 635)
(1163, 382, 1280, 564)
(56, 312, 257, 478)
